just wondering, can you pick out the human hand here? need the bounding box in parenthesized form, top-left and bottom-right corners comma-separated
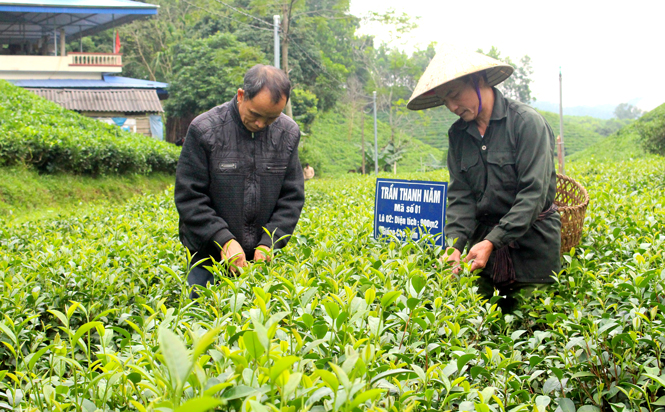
(441, 247, 462, 274)
(221, 239, 247, 271)
(464, 240, 494, 272)
(254, 245, 272, 262)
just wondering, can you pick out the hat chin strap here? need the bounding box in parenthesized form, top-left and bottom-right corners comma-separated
(472, 74, 482, 115)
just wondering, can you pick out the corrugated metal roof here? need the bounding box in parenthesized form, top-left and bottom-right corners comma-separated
(27, 88, 164, 113)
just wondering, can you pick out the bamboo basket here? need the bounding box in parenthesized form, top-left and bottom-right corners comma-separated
(555, 174, 590, 255)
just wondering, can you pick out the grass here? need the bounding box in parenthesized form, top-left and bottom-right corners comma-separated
(0, 166, 174, 222)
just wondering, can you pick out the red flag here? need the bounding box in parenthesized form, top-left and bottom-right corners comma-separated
(115, 30, 121, 53)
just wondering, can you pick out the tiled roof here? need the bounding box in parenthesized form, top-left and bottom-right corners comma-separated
(26, 88, 164, 113)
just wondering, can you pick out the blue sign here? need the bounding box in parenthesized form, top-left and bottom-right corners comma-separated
(373, 178, 448, 246)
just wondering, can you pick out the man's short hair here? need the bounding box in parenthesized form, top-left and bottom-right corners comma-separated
(244, 64, 291, 104)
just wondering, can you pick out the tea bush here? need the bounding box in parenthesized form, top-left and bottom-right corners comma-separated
(1, 156, 665, 411)
(0, 81, 180, 175)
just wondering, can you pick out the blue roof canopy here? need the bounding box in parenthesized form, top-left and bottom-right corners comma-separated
(0, 0, 158, 44)
(9, 75, 169, 94)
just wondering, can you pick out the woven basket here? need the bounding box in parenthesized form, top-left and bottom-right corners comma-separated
(555, 174, 590, 255)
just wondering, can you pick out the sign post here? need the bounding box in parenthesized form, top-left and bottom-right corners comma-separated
(558, 67, 566, 175)
(374, 179, 448, 247)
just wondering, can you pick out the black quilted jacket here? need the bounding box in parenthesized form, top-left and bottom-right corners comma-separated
(175, 96, 305, 263)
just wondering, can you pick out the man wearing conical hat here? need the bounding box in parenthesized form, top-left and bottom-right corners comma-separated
(408, 45, 561, 312)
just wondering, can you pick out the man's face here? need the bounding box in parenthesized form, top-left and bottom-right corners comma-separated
(237, 87, 287, 132)
(436, 79, 479, 122)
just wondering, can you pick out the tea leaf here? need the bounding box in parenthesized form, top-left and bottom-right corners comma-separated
(316, 369, 339, 392)
(269, 356, 299, 382)
(174, 396, 225, 412)
(370, 368, 413, 384)
(158, 327, 191, 389)
(380, 291, 402, 309)
(556, 397, 576, 412)
(220, 385, 258, 401)
(243, 331, 265, 361)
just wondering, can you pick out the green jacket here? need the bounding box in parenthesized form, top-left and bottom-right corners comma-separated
(445, 88, 561, 283)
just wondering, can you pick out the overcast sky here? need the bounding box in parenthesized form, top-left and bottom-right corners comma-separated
(350, 0, 664, 111)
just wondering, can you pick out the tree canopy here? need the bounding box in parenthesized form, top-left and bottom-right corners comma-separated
(614, 103, 644, 120)
(164, 33, 265, 118)
(478, 46, 535, 104)
(74, 2, 646, 171)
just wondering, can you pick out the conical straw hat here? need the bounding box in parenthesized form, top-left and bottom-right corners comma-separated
(407, 44, 514, 111)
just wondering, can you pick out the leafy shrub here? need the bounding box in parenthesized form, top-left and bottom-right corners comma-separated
(1, 156, 665, 410)
(298, 143, 324, 175)
(0, 80, 180, 175)
(637, 104, 665, 156)
(291, 88, 319, 133)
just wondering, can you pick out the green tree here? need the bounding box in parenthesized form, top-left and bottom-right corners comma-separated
(291, 88, 318, 133)
(361, 141, 409, 172)
(236, 0, 356, 112)
(358, 10, 423, 155)
(164, 32, 265, 118)
(120, 0, 200, 81)
(478, 46, 534, 104)
(363, 41, 434, 172)
(614, 103, 644, 120)
(637, 110, 665, 155)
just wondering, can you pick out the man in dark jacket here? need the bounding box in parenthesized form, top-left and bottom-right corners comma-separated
(175, 64, 305, 297)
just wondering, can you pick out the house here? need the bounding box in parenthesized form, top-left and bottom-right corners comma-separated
(0, 0, 167, 139)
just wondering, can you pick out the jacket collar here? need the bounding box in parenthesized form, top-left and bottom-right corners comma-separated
(490, 87, 508, 121)
(229, 95, 254, 135)
(229, 95, 246, 129)
(452, 87, 508, 133)
(229, 95, 274, 138)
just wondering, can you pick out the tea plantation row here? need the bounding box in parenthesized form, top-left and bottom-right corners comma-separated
(0, 81, 180, 175)
(1, 157, 664, 411)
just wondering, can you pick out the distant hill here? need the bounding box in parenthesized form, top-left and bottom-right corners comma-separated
(569, 102, 665, 162)
(536, 111, 631, 156)
(383, 104, 628, 156)
(302, 99, 638, 176)
(300, 107, 445, 176)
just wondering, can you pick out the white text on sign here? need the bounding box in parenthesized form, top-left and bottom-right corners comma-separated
(380, 185, 442, 204)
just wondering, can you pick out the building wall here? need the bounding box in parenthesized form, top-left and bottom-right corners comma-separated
(136, 116, 151, 136)
(81, 111, 155, 137)
(0, 56, 120, 80)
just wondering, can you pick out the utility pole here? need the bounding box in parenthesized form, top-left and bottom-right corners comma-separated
(360, 110, 366, 175)
(558, 67, 566, 175)
(273, 15, 280, 69)
(281, 4, 293, 118)
(373, 91, 378, 176)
